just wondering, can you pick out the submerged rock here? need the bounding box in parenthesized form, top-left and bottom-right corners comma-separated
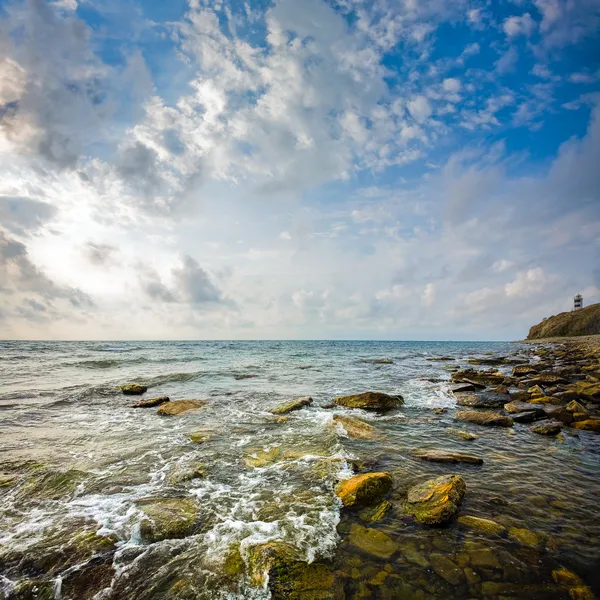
(412, 450, 483, 465)
(157, 399, 207, 416)
(357, 500, 392, 523)
(405, 474, 466, 525)
(446, 428, 479, 441)
(269, 396, 313, 415)
(429, 553, 464, 586)
(508, 527, 546, 548)
(168, 463, 206, 484)
(455, 410, 513, 427)
(333, 392, 403, 411)
(15, 468, 88, 501)
(137, 497, 199, 543)
(187, 431, 212, 443)
(457, 515, 506, 536)
(349, 524, 398, 559)
(335, 472, 393, 508)
(120, 384, 147, 395)
(333, 415, 380, 440)
(132, 396, 169, 408)
(360, 358, 393, 364)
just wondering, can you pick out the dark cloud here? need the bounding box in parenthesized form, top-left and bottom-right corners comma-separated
(0, 196, 57, 235)
(0, 229, 92, 307)
(144, 280, 177, 303)
(117, 142, 165, 198)
(173, 255, 223, 304)
(85, 242, 118, 267)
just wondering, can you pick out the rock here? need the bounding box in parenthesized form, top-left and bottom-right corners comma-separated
(457, 515, 506, 536)
(510, 390, 532, 402)
(168, 463, 206, 484)
(455, 411, 513, 427)
(269, 396, 313, 415)
(552, 568, 585, 587)
(529, 396, 563, 405)
(456, 393, 508, 409)
(451, 369, 505, 387)
(358, 500, 392, 523)
(333, 415, 380, 440)
(0, 474, 18, 487)
(426, 356, 454, 361)
(10, 580, 56, 600)
(446, 428, 479, 441)
(528, 384, 545, 398)
(157, 399, 207, 416)
(512, 365, 539, 376)
(132, 396, 169, 408)
(187, 431, 212, 443)
(120, 384, 147, 395)
(429, 554, 464, 586)
(412, 450, 483, 465)
(450, 383, 477, 393)
(511, 411, 541, 423)
(527, 372, 568, 386)
(405, 474, 466, 525)
(360, 358, 393, 364)
(234, 373, 257, 380)
(349, 524, 397, 559)
(137, 497, 199, 542)
(527, 303, 600, 339)
(504, 401, 545, 416)
(566, 400, 589, 414)
(541, 405, 573, 425)
(15, 468, 88, 501)
(530, 420, 563, 435)
(335, 472, 393, 508)
(508, 527, 545, 548)
(572, 419, 600, 432)
(333, 391, 403, 411)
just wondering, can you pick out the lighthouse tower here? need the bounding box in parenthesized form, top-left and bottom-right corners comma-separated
(574, 294, 583, 310)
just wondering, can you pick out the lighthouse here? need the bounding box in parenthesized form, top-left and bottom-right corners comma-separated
(574, 294, 583, 310)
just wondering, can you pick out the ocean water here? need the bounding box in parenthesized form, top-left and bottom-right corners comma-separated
(0, 340, 599, 599)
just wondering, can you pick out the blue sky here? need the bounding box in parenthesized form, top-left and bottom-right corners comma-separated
(0, 0, 599, 340)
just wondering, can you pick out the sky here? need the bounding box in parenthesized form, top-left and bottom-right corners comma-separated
(0, 0, 599, 341)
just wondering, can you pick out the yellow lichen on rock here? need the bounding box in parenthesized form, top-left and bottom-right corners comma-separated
(405, 474, 466, 525)
(157, 400, 207, 416)
(335, 472, 393, 508)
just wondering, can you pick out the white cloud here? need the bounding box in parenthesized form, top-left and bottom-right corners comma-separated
(505, 267, 548, 297)
(503, 13, 536, 37)
(443, 78, 462, 93)
(407, 95, 433, 123)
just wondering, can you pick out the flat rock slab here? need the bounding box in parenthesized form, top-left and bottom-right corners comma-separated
(530, 420, 562, 435)
(511, 411, 541, 423)
(456, 393, 508, 409)
(133, 396, 170, 408)
(504, 401, 545, 416)
(405, 474, 466, 525)
(334, 392, 404, 411)
(412, 450, 483, 465)
(571, 419, 600, 432)
(450, 383, 477, 393)
(333, 415, 380, 440)
(336, 472, 392, 508)
(512, 365, 539, 376)
(137, 498, 199, 542)
(157, 400, 207, 416)
(455, 411, 514, 427)
(269, 396, 313, 415)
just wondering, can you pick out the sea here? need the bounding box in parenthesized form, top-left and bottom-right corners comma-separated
(0, 340, 599, 599)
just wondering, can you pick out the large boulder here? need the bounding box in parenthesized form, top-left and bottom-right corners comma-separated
(333, 415, 380, 440)
(157, 400, 207, 416)
(412, 450, 483, 465)
(335, 472, 392, 508)
(120, 384, 147, 395)
(455, 411, 514, 427)
(137, 497, 199, 542)
(456, 393, 507, 409)
(333, 392, 403, 411)
(405, 474, 466, 525)
(269, 396, 313, 415)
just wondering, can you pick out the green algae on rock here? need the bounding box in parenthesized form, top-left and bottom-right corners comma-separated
(412, 450, 483, 465)
(269, 396, 313, 415)
(333, 414, 381, 440)
(405, 474, 466, 525)
(530, 420, 562, 435)
(157, 399, 207, 416)
(429, 553, 464, 586)
(168, 463, 206, 484)
(133, 396, 169, 408)
(120, 384, 148, 395)
(508, 526, 546, 548)
(187, 431, 212, 443)
(335, 472, 393, 508)
(333, 391, 403, 411)
(15, 468, 88, 501)
(137, 497, 199, 543)
(457, 515, 506, 536)
(358, 500, 392, 523)
(455, 410, 513, 427)
(446, 428, 479, 441)
(349, 524, 398, 559)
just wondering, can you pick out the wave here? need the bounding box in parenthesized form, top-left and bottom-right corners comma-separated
(67, 356, 207, 370)
(138, 371, 207, 386)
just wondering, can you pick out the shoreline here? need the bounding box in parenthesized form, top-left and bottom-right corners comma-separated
(519, 334, 600, 353)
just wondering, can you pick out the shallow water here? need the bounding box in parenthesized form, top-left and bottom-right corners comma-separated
(1, 340, 599, 599)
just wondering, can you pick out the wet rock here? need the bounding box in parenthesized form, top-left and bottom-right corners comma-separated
(168, 463, 206, 484)
(451, 369, 505, 387)
(429, 554, 464, 585)
(15, 468, 88, 501)
(234, 373, 257, 380)
(187, 431, 212, 443)
(530, 420, 563, 435)
(412, 450, 483, 465)
(510, 390, 532, 402)
(9, 580, 56, 600)
(427, 356, 454, 361)
(132, 396, 169, 408)
(527, 373, 568, 386)
(269, 396, 313, 415)
(450, 383, 477, 393)
(464, 542, 501, 569)
(333, 415, 380, 440)
(455, 411, 513, 427)
(446, 428, 479, 441)
(157, 399, 207, 416)
(349, 524, 398, 559)
(528, 384, 545, 398)
(360, 358, 393, 364)
(358, 500, 392, 523)
(120, 384, 147, 395)
(137, 497, 199, 543)
(405, 474, 466, 525)
(455, 393, 508, 409)
(336, 472, 393, 508)
(504, 401, 545, 416)
(511, 411, 542, 423)
(572, 419, 600, 432)
(508, 527, 545, 548)
(529, 396, 563, 405)
(566, 400, 588, 414)
(0, 474, 18, 487)
(541, 405, 573, 425)
(333, 392, 404, 411)
(512, 365, 539, 376)
(457, 515, 506, 536)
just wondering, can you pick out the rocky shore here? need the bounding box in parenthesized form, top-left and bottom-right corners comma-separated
(1, 338, 599, 600)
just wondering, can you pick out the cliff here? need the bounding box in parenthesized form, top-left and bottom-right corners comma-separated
(527, 303, 600, 340)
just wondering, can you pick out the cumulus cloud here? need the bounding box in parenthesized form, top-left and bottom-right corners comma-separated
(0, 197, 57, 235)
(503, 13, 536, 37)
